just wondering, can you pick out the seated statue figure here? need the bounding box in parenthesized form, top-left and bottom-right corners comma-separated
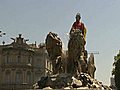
(70, 13, 87, 45)
(67, 13, 88, 75)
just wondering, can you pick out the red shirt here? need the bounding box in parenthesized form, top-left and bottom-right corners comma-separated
(72, 21, 84, 30)
(71, 21, 85, 35)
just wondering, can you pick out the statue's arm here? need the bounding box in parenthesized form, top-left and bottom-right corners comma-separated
(70, 22, 76, 34)
(83, 25, 87, 40)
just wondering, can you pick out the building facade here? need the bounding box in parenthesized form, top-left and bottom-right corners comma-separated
(0, 34, 52, 89)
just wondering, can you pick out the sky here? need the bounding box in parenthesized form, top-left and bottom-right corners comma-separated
(0, 0, 120, 85)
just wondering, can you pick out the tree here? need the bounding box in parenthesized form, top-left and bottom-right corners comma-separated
(112, 50, 120, 89)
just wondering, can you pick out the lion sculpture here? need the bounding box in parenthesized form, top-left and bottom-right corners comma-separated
(45, 32, 63, 74)
(67, 29, 87, 75)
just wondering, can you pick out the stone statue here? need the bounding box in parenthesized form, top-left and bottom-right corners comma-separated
(87, 53, 96, 78)
(33, 13, 110, 89)
(67, 29, 87, 75)
(45, 32, 63, 74)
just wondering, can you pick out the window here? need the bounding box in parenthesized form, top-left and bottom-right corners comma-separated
(5, 52, 9, 63)
(5, 70, 11, 84)
(9, 56, 12, 63)
(26, 71, 32, 83)
(36, 59, 41, 67)
(4, 55, 8, 63)
(35, 71, 41, 82)
(28, 56, 32, 64)
(16, 70, 23, 84)
(17, 56, 21, 63)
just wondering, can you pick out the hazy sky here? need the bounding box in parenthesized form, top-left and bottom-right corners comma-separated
(0, 0, 120, 85)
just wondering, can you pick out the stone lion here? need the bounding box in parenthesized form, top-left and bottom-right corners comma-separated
(45, 32, 63, 74)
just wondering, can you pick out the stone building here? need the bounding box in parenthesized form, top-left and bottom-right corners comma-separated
(0, 34, 52, 89)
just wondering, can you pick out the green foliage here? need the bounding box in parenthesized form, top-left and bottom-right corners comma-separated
(112, 68, 115, 75)
(112, 50, 120, 89)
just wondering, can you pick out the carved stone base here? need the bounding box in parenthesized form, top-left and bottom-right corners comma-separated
(33, 73, 110, 89)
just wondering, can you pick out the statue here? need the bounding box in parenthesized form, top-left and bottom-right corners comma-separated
(67, 29, 87, 75)
(70, 13, 87, 47)
(45, 32, 63, 74)
(87, 53, 96, 78)
(67, 13, 88, 75)
(33, 13, 110, 89)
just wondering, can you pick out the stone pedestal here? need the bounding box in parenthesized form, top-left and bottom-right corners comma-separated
(33, 73, 111, 90)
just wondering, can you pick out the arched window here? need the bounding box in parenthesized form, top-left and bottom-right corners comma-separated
(16, 70, 23, 84)
(26, 71, 32, 84)
(5, 70, 11, 84)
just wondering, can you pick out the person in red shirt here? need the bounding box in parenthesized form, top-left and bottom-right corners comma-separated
(70, 13, 87, 41)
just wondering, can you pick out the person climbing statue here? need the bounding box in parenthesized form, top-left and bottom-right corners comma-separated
(70, 13, 87, 43)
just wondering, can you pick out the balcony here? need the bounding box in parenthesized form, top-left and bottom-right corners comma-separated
(1, 62, 33, 68)
(0, 83, 33, 90)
